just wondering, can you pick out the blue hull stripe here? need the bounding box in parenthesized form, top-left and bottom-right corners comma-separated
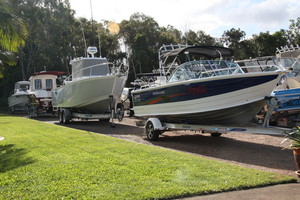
(133, 75, 278, 106)
(273, 88, 300, 111)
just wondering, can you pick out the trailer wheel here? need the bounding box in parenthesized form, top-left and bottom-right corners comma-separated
(116, 103, 124, 122)
(9, 106, 15, 114)
(99, 118, 110, 122)
(29, 108, 37, 118)
(60, 110, 70, 124)
(145, 121, 160, 141)
(59, 110, 63, 123)
(210, 132, 222, 137)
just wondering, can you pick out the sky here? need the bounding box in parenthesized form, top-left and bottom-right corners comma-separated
(68, 0, 300, 38)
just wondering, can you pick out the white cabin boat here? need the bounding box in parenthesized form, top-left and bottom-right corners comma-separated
(51, 46, 128, 123)
(8, 81, 31, 113)
(28, 71, 67, 115)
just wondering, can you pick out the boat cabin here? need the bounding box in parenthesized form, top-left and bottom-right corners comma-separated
(70, 57, 110, 81)
(14, 81, 30, 93)
(29, 71, 67, 98)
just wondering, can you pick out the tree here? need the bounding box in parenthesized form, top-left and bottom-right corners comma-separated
(119, 13, 160, 84)
(183, 30, 218, 46)
(159, 25, 183, 45)
(287, 17, 300, 45)
(0, 0, 27, 77)
(222, 28, 246, 59)
(252, 30, 287, 57)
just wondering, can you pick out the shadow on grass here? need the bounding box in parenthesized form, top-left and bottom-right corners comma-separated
(31, 116, 297, 175)
(152, 134, 296, 172)
(0, 144, 35, 173)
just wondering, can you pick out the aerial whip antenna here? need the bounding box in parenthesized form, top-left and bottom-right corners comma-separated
(90, 0, 96, 46)
(79, 20, 87, 57)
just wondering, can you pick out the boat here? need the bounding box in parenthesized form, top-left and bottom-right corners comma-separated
(130, 44, 285, 126)
(28, 70, 67, 116)
(51, 46, 128, 123)
(236, 45, 300, 127)
(8, 81, 31, 113)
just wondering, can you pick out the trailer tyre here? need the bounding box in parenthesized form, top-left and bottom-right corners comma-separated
(116, 103, 124, 122)
(60, 110, 70, 124)
(145, 121, 160, 141)
(210, 132, 222, 137)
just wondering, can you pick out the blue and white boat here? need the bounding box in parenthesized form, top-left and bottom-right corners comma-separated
(131, 45, 285, 125)
(272, 88, 300, 111)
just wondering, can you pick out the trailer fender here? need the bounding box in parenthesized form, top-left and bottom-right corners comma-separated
(146, 118, 165, 131)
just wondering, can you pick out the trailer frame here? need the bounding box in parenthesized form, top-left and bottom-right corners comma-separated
(141, 97, 292, 141)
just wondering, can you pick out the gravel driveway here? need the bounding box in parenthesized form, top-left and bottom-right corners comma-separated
(35, 115, 298, 178)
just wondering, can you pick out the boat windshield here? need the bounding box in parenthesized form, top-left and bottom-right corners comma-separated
(168, 60, 243, 83)
(16, 82, 30, 91)
(71, 58, 110, 80)
(279, 57, 300, 76)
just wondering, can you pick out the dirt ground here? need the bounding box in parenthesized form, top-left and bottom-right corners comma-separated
(29, 114, 299, 179)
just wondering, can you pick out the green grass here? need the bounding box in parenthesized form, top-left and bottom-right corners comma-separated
(0, 114, 297, 199)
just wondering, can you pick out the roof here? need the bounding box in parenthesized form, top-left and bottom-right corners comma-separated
(161, 46, 234, 59)
(33, 71, 67, 76)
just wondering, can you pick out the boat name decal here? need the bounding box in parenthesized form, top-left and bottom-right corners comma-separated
(153, 91, 165, 95)
(187, 86, 207, 95)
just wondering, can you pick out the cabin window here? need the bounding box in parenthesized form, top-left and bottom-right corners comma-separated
(34, 79, 42, 89)
(46, 79, 53, 90)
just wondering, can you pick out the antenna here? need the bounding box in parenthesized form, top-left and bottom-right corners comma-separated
(79, 20, 87, 57)
(98, 32, 102, 57)
(90, 0, 95, 46)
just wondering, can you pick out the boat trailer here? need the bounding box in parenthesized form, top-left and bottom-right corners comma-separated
(57, 95, 125, 128)
(141, 97, 292, 141)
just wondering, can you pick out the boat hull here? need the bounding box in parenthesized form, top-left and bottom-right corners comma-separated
(8, 93, 30, 111)
(52, 75, 127, 114)
(272, 88, 300, 112)
(132, 72, 282, 125)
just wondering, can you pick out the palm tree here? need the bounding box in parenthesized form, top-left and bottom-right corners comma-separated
(0, 0, 28, 75)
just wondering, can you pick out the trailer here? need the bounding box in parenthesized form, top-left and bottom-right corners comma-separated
(27, 94, 55, 118)
(139, 97, 292, 141)
(142, 118, 292, 141)
(57, 95, 125, 128)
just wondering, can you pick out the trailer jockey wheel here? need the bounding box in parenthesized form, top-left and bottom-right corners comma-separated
(145, 121, 160, 141)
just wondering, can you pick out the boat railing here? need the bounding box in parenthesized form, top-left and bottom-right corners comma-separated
(63, 62, 127, 84)
(168, 60, 285, 83)
(238, 64, 285, 73)
(133, 60, 285, 87)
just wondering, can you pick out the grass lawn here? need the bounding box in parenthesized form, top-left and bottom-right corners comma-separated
(0, 114, 297, 199)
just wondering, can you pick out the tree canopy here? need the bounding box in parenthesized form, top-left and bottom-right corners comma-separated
(0, 0, 299, 97)
(0, 0, 28, 77)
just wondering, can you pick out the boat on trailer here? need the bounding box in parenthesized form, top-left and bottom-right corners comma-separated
(8, 81, 31, 113)
(236, 45, 300, 127)
(28, 71, 67, 117)
(130, 44, 286, 140)
(51, 46, 128, 126)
